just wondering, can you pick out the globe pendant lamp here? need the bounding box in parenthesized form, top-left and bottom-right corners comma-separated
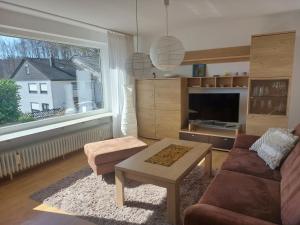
(129, 0, 152, 79)
(150, 0, 185, 72)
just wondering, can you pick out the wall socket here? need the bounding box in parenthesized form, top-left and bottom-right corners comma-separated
(15, 153, 21, 165)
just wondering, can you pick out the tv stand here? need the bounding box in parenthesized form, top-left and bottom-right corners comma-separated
(179, 126, 240, 151)
(190, 120, 240, 131)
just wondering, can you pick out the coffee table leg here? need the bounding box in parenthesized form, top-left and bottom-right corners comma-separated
(205, 149, 212, 177)
(115, 170, 125, 207)
(167, 183, 180, 225)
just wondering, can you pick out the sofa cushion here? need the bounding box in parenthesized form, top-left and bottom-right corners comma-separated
(84, 136, 147, 165)
(221, 148, 281, 181)
(200, 170, 281, 224)
(280, 141, 300, 225)
(256, 130, 298, 169)
(250, 128, 293, 152)
(184, 204, 279, 225)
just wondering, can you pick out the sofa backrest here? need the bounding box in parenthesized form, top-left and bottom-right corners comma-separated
(293, 123, 300, 136)
(280, 124, 300, 225)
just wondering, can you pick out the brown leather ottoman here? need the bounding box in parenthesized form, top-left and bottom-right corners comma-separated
(84, 136, 147, 175)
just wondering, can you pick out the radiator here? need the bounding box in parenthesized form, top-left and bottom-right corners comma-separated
(0, 124, 112, 179)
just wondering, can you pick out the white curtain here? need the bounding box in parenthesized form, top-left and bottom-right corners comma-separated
(108, 31, 138, 138)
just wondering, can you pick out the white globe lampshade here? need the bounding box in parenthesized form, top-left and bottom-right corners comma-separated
(128, 52, 152, 79)
(150, 35, 185, 71)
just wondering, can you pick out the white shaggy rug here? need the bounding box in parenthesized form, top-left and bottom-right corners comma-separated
(31, 166, 214, 225)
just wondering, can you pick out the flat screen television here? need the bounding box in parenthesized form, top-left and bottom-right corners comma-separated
(189, 93, 240, 122)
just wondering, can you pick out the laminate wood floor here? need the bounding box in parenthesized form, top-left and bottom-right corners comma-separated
(0, 144, 227, 225)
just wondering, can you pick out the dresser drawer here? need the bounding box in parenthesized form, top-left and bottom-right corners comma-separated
(179, 132, 209, 143)
(179, 131, 235, 150)
(209, 136, 235, 150)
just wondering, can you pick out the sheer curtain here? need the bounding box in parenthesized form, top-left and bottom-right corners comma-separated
(108, 31, 137, 138)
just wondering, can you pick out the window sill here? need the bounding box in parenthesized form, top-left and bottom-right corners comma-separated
(0, 113, 112, 144)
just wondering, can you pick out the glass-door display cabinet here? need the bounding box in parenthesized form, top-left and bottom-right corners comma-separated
(249, 79, 289, 115)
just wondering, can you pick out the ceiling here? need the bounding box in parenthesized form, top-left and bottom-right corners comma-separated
(1, 0, 300, 35)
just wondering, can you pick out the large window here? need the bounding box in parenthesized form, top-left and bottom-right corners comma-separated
(0, 34, 105, 130)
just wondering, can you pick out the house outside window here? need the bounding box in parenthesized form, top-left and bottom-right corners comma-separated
(71, 82, 78, 91)
(40, 83, 48, 94)
(42, 103, 49, 111)
(30, 102, 40, 112)
(0, 33, 107, 134)
(28, 83, 38, 93)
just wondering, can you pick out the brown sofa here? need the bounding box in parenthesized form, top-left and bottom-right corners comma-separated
(184, 124, 300, 225)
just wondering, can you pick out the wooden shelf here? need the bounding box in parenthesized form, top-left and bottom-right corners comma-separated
(201, 77, 216, 88)
(248, 79, 289, 115)
(187, 76, 249, 89)
(246, 31, 295, 135)
(182, 46, 250, 65)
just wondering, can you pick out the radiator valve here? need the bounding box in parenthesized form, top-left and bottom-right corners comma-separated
(15, 152, 21, 166)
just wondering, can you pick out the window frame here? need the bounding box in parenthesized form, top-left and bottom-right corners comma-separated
(42, 103, 49, 111)
(30, 102, 40, 112)
(40, 83, 48, 94)
(0, 30, 110, 136)
(28, 83, 38, 94)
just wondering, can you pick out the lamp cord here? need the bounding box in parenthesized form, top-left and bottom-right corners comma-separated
(164, 0, 169, 36)
(136, 0, 139, 52)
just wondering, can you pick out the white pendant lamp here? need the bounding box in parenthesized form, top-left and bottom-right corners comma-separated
(129, 0, 152, 79)
(150, 0, 185, 72)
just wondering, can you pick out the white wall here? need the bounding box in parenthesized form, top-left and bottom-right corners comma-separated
(51, 81, 72, 109)
(76, 70, 94, 112)
(143, 11, 300, 128)
(142, 11, 300, 51)
(0, 7, 107, 48)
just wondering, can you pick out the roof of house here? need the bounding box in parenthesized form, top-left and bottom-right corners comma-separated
(11, 58, 77, 81)
(0, 58, 23, 79)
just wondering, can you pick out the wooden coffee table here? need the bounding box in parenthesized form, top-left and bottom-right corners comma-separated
(115, 138, 212, 225)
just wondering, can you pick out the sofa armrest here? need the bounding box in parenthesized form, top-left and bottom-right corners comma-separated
(184, 204, 278, 225)
(233, 134, 260, 149)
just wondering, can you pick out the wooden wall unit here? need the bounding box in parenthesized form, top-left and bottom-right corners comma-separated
(187, 76, 249, 88)
(179, 128, 238, 151)
(246, 31, 295, 135)
(250, 31, 295, 78)
(136, 80, 156, 138)
(136, 78, 187, 139)
(182, 45, 250, 65)
(246, 114, 289, 136)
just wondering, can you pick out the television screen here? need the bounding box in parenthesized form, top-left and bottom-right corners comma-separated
(189, 93, 240, 122)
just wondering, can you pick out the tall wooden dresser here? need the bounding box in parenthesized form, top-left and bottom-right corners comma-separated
(246, 31, 296, 135)
(136, 78, 187, 139)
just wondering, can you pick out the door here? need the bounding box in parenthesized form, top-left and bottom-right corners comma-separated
(137, 109, 156, 139)
(154, 79, 181, 111)
(155, 109, 181, 139)
(250, 32, 295, 77)
(136, 80, 156, 138)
